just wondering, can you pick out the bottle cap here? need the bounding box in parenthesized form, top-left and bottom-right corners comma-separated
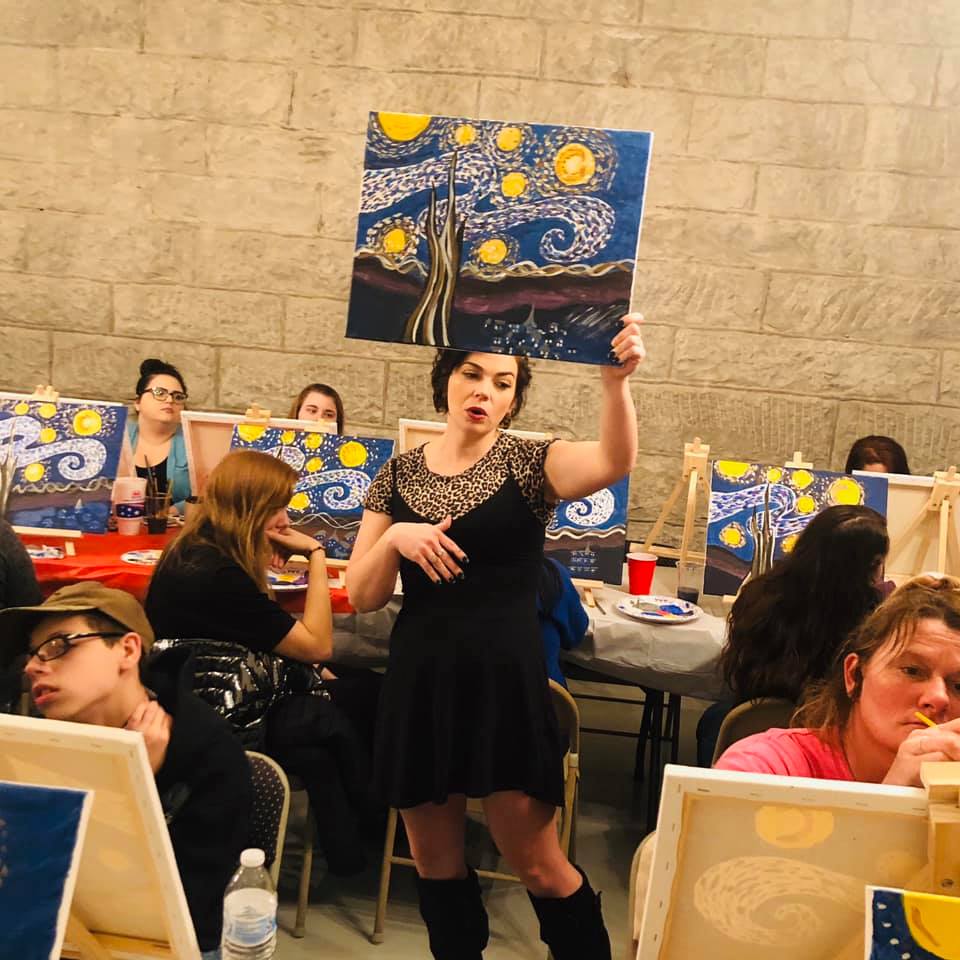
(240, 848, 266, 868)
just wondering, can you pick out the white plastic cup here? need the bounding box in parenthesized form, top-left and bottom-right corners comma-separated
(115, 500, 145, 536)
(112, 476, 147, 504)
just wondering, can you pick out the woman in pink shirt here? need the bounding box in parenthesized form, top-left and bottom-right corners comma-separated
(715, 574, 960, 787)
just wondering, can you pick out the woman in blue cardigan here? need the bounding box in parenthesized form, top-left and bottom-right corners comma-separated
(126, 359, 192, 513)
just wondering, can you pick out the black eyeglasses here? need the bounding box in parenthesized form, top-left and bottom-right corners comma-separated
(27, 632, 126, 663)
(143, 386, 188, 404)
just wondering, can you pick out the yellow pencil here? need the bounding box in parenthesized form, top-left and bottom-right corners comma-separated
(915, 710, 937, 727)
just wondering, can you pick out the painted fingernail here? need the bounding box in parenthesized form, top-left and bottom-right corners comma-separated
(457, 572, 465, 581)
(461, 555, 470, 564)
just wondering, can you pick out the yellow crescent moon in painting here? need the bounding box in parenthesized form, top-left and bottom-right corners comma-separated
(716, 460, 753, 481)
(237, 424, 265, 443)
(754, 805, 835, 849)
(904, 891, 960, 959)
(377, 113, 430, 142)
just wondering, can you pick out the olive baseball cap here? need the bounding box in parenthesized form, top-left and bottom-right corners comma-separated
(0, 581, 154, 668)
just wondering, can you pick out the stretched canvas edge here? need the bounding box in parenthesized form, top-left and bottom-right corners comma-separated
(50, 787, 94, 960)
(0, 714, 200, 959)
(637, 764, 929, 960)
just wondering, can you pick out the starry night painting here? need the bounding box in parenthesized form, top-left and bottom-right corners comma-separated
(229, 424, 394, 559)
(704, 461, 889, 597)
(866, 886, 960, 960)
(345, 111, 653, 365)
(0, 781, 89, 960)
(545, 477, 629, 585)
(0, 394, 128, 534)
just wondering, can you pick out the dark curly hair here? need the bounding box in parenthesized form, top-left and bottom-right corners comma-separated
(430, 350, 532, 428)
(135, 358, 187, 398)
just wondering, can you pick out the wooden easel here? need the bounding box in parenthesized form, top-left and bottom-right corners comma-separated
(641, 437, 710, 566)
(922, 761, 960, 896)
(887, 466, 960, 577)
(243, 402, 272, 421)
(63, 912, 173, 959)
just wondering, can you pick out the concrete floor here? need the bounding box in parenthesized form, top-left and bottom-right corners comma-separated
(270, 685, 706, 960)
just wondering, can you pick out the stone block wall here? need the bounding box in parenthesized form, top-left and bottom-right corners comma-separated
(1, 0, 958, 543)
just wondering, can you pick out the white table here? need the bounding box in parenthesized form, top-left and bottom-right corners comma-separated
(562, 567, 728, 702)
(332, 567, 729, 704)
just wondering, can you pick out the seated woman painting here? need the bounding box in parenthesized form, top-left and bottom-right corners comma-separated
(289, 383, 345, 435)
(146, 449, 381, 875)
(697, 504, 889, 764)
(844, 435, 911, 475)
(716, 574, 960, 785)
(127, 358, 193, 513)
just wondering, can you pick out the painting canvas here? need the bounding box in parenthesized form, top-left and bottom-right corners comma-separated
(854, 471, 960, 583)
(866, 886, 960, 960)
(546, 477, 629, 584)
(180, 411, 336, 495)
(397, 417, 550, 453)
(229, 424, 394, 559)
(0, 393, 128, 533)
(704, 461, 889, 596)
(638, 765, 930, 960)
(0, 714, 199, 958)
(0, 781, 91, 960)
(346, 111, 653, 365)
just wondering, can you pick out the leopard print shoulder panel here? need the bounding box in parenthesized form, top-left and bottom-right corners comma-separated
(385, 433, 555, 524)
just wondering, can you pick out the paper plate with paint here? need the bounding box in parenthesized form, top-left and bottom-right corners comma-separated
(120, 549, 163, 566)
(616, 595, 701, 624)
(26, 545, 65, 560)
(267, 569, 309, 591)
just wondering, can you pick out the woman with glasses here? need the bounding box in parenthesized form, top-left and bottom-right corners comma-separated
(127, 358, 192, 513)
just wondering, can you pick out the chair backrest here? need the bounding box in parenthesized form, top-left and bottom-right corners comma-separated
(711, 697, 796, 765)
(548, 678, 580, 757)
(246, 751, 291, 888)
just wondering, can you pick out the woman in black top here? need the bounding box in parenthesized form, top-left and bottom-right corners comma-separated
(347, 315, 645, 960)
(147, 449, 379, 875)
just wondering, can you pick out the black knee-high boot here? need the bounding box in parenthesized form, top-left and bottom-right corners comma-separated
(527, 866, 611, 960)
(416, 868, 490, 960)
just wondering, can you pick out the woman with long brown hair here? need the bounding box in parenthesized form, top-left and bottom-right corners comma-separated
(697, 504, 889, 765)
(715, 575, 960, 784)
(147, 449, 379, 875)
(289, 382, 345, 434)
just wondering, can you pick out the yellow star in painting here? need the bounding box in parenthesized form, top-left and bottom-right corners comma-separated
(382, 227, 408, 254)
(289, 491, 310, 511)
(38, 403, 57, 419)
(454, 123, 477, 146)
(554, 143, 596, 186)
(281, 430, 295, 444)
(237, 424, 265, 443)
(305, 433, 323, 450)
(477, 238, 508, 265)
(73, 409, 102, 437)
(24, 462, 45, 483)
(40, 427, 57, 444)
(501, 172, 527, 197)
(339, 441, 367, 468)
(306, 457, 324, 473)
(496, 126, 523, 151)
(13, 401, 29, 415)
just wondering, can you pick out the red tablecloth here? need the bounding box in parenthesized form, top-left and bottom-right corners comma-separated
(20, 531, 353, 614)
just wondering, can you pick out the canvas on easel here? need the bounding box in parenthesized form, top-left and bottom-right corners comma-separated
(0, 713, 199, 959)
(180, 408, 337, 495)
(705, 460, 890, 597)
(865, 885, 960, 959)
(229, 424, 395, 560)
(855, 468, 960, 583)
(638, 765, 932, 960)
(0, 390, 128, 534)
(0, 781, 91, 960)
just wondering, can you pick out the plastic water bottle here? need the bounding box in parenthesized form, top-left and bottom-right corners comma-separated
(221, 849, 278, 960)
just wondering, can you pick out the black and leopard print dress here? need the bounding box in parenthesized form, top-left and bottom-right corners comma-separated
(364, 432, 564, 809)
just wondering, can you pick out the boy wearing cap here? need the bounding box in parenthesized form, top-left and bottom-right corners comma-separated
(0, 582, 252, 957)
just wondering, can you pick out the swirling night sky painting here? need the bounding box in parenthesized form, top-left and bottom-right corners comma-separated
(704, 461, 888, 596)
(545, 477, 629, 584)
(230, 424, 394, 559)
(867, 886, 960, 960)
(0, 394, 128, 533)
(345, 111, 653, 365)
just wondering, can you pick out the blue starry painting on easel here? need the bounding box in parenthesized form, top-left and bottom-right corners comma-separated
(230, 424, 394, 559)
(866, 886, 960, 959)
(346, 111, 652, 365)
(0, 393, 128, 533)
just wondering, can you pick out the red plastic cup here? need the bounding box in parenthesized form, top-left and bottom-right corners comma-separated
(627, 552, 657, 596)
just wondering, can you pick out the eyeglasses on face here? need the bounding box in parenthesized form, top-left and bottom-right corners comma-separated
(143, 386, 188, 404)
(27, 631, 126, 663)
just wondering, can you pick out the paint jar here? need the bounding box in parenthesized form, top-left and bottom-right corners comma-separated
(676, 560, 704, 606)
(627, 552, 657, 595)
